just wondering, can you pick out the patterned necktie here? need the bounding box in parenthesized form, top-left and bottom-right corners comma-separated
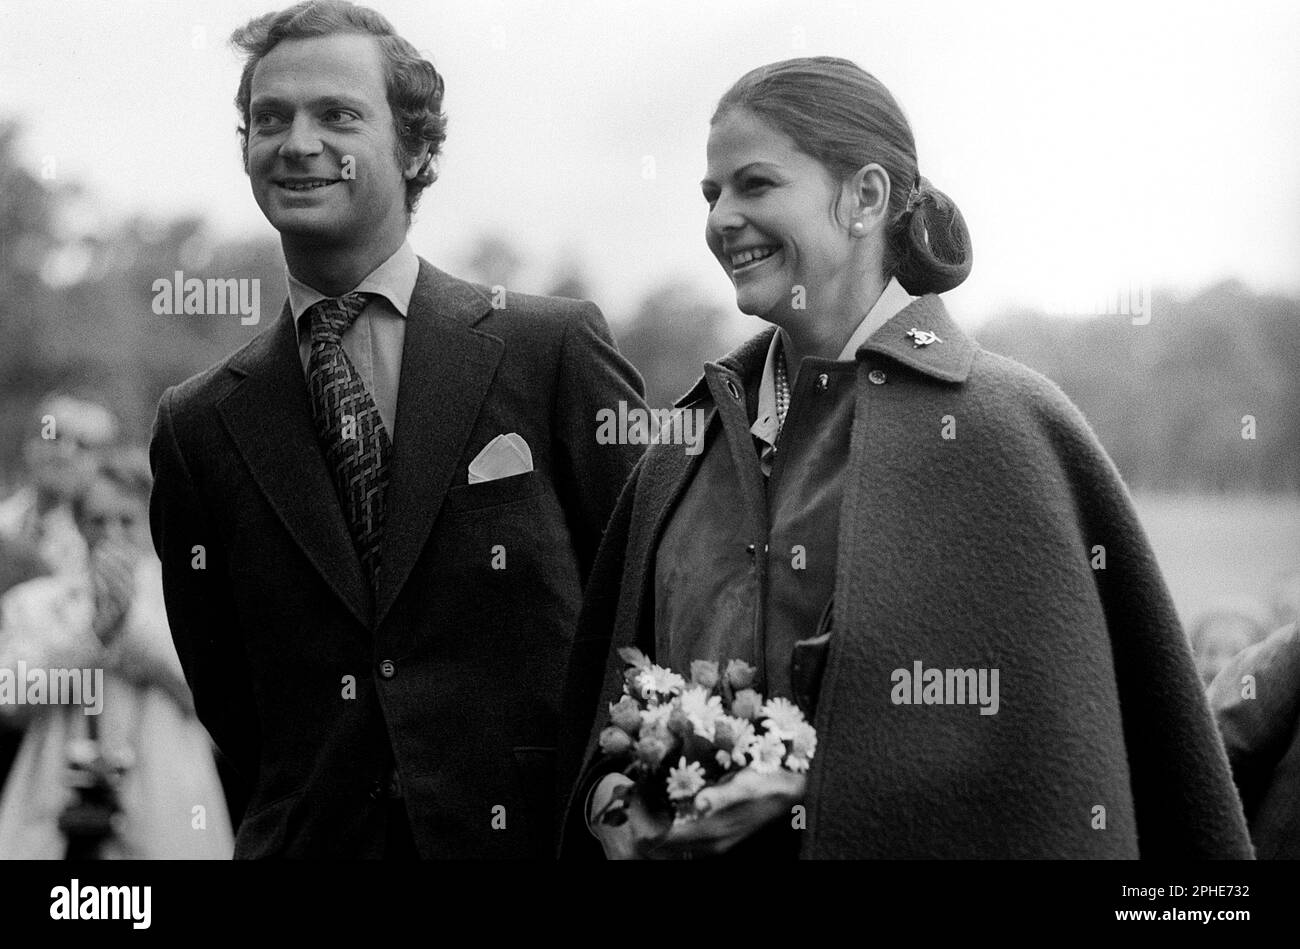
(305, 292, 390, 589)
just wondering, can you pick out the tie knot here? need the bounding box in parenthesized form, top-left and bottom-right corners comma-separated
(308, 292, 372, 345)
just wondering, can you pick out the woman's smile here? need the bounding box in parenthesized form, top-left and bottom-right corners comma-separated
(728, 245, 782, 278)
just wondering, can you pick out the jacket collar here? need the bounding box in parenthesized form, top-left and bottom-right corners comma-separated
(674, 292, 975, 408)
(858, 293, 975, 383)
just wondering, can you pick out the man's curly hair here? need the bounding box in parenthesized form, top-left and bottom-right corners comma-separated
(231, 0, 447, 218)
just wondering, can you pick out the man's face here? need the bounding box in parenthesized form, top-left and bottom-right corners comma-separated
(25, 435, 97, 500)
(76, 478, 148, 555)
(245, 33, 416, 246)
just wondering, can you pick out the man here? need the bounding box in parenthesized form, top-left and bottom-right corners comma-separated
(149, 0, 645, 858)
(1, 393, 119, 587)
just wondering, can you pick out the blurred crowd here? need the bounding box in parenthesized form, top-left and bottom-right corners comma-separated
(0, 393, 232, 858)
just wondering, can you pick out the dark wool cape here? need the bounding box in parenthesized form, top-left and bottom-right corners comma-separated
(558, 294, 1252, 859)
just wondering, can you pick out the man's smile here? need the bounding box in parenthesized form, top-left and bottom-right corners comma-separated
(275, 177, 343, 192)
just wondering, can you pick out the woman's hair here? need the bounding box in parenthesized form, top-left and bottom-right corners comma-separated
(230, 0, 447, 217)
(714, 57, 972, 295)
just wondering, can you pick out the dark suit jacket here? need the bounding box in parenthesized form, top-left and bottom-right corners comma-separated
(560, 295, 1251, 859)
(1210, 621, 1300, 858)
(149, 259, 645, 858)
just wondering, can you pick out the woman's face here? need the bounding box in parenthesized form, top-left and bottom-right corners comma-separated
(702, 107, 854, 320)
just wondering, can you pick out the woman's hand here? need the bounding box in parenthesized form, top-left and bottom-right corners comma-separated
(591, 767, 807, 859)
(654, 768, 807, 858)
(589, 773, 673, 860)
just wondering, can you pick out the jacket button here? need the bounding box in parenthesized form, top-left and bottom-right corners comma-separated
(868, 369, 887, 385)
(815, 373, 830, 391)
(378, 659, 396, 679)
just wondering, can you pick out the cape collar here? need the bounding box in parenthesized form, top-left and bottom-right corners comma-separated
(674, 292, 975, 408)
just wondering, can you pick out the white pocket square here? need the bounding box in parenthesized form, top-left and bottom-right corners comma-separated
(467, 433, 534, 484)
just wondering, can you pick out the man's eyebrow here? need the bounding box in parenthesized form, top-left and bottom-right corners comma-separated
(700, 162, 781, 189)
(248, 94, 370, 111)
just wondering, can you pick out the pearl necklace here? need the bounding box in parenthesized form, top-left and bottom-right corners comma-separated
(774, 349, 790, 435)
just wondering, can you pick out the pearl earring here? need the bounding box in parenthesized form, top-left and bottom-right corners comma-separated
(851, 220, 866, 236)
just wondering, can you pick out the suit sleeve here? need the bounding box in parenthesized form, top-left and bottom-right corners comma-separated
(552, 302, 647, 584)
(1208, 621, 1300, 823)
(149, 387, 260, 785)
(555, 457, 658, 858)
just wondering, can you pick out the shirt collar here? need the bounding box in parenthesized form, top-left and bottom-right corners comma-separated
(288, 240, 419, 322)
(749, 277, 915, 446)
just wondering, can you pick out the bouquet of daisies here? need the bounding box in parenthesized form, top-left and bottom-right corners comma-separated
(595, 647, 817, 823)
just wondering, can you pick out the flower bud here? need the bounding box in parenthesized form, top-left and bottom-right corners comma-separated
(667, 705, 693, 738)
(725, 659, 756, 690)
(713, 717, 737, 750)
(731, 688, 764, 721)
(690, 660, 720, 690)
(609, 696, 642, 734)
(623, 667, 643, 695)
(599, 726, 633, 755)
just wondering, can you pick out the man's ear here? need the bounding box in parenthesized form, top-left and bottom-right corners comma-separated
(848, 162, 891, 233)
(403, 147, 429, 181)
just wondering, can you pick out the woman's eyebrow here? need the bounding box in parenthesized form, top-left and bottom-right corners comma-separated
(701, 161, 781, 188)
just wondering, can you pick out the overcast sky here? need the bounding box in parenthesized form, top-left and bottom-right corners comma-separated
(3, 0, 1298, 327)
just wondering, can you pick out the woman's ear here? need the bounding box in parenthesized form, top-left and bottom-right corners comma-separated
(848, 162, 891, 236)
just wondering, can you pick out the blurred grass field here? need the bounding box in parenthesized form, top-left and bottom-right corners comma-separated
(1132, 492, 1300, 630)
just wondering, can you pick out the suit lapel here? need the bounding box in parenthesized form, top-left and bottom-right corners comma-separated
(217, 300, 372, 627)
(374, 261, 503, 628)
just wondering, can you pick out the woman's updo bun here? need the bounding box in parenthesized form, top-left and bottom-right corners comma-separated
(714, 57, 973, 295)
(890, 176, 973, 295)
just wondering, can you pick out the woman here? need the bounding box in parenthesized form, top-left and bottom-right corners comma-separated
(0, 449, 234, 859)
(558, 57, 1252, 859)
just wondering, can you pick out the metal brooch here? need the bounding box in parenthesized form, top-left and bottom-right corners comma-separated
(906, 328, 942, 348)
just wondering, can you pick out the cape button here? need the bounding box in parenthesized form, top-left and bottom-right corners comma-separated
(378, 659, 397, 680)
(868, 369, 888, 385)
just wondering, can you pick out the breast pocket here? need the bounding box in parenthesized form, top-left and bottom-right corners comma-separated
(441, 470, 544, 514)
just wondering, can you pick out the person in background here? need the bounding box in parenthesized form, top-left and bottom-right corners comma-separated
(0, 394, 120, 802)
(1209, 567, 1300, 859)
(1209, 618, 1300, 859)
(0, 393, 120, 584)
(1190, 607, 1267, 688)
(0, 449, 233, 859)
